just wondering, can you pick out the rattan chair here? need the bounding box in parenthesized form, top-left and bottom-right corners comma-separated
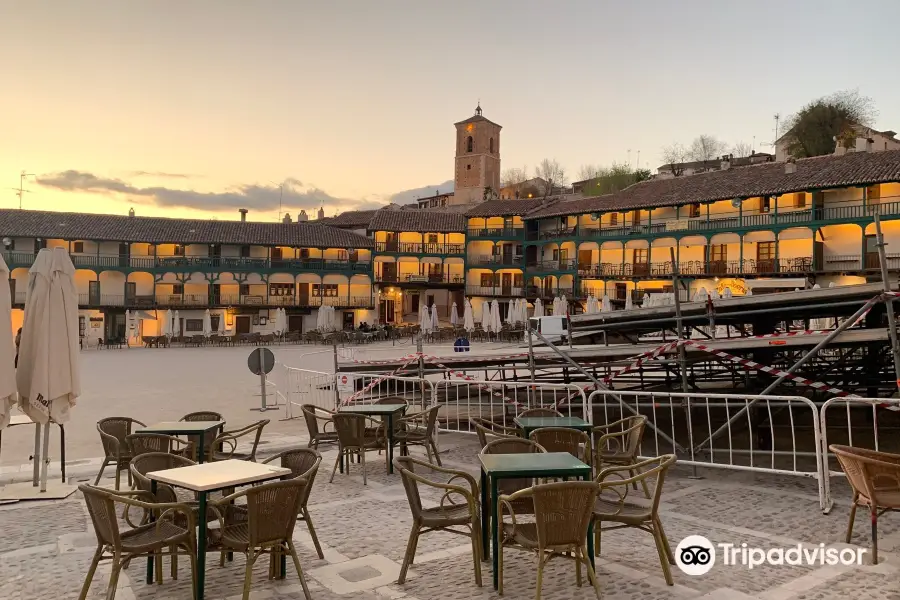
(394, 456, 482, 586)
(529, 427, 591, 464)
(78, 484, 197, 600)
(95, 417, 146, 489)
(519, 407, 564, 418)
(329, 413, 387, 485)
(497, 481, 601, 598)
(394, 405, 442, 465)
(126, 433, 193, 459)
(301, 404, 339, 450)
(481, 438, 546, 516)
(592, 416, 650, 498)
(592, 454, 677, 585)
(830, 444, 900, 564)
(179, 411, 225, 461)
(470, 417, 520, 449)
(209, 420, 269, 462)
(262, 449, 324, 559)
(210, 479, 312, 600)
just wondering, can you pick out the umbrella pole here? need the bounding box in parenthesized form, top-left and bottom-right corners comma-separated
(32, 424, 41, 487)
(40, 422, 51, 492)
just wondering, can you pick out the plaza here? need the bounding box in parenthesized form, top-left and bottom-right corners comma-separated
(0, 343, 898, 600)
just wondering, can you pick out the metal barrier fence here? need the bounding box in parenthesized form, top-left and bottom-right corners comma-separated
(341, 373, 435, 410)
(819, 397, 900, 513)
(433, 380, 588, 436)
(281, 364, 336, 418)
(587, 390, 824, 505)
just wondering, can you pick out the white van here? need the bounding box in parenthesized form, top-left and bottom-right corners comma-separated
(528, 316, 569, 344)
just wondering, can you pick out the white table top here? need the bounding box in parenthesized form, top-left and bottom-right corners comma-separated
(138, 421, 224, 434)
(147, 459, 290, 492)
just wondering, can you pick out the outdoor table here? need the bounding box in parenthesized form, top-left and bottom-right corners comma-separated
(146, 459, 291, 600)
(338, 403, 407, 474)
(479, 452, 594, 590)
(137, 421, 224, 463)
(514, 415, 592, 438)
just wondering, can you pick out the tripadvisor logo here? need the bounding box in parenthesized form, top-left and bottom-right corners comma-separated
(675, 535, 866, 575)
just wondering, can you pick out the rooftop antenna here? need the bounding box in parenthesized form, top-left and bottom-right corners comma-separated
(17, 171, 35, 209)
(773, 113, 781, 145)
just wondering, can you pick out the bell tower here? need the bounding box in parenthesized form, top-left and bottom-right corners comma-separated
(453, 103, 501, 205)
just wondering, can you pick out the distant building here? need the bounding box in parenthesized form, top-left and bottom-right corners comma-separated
(500, 177, 550, 199)
(416, 191, 454, 209)
(656, 152, 774, 178)
(317, 206, 325, 220)
(775, 124, 900, 162)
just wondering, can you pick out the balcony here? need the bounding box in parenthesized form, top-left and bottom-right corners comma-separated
(525, 286, 574, 299)
(468, 254, 523, 268)
(59, 293, 375, 309)
(525, 259, 576, 273)
(525, 227, 577, 242)
(465, 285, 526, 297)
(577, 257, 813, 279)
(374, 272, 465, 285)
(373, 241, 465, 255)
(467, 227, 524, 240)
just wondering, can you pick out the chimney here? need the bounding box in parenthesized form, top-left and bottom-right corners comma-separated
(282, 212, 292, 224)
(239, 208, 248, 222)
(317, 206, 325, 220)
(720, 154, 732, 170)
(128, 207, 135, 217)
(784, 158, 797, 174)
(297, 210, 308, 222)
(835, 145, 847, 157)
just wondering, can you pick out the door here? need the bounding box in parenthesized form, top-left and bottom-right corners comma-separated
(410, 293, 420, 315)
(502, 244, 513, 265)
(633, 248, 649, 277)
(88, 280, 101, 305)
(380, 299, 396, 323)
(757, 241, 776, 273)
(271, 247, 283, 268)
(709, 244, 727, 274)
(211, 283, 221, 305)
(615, 283, 627, 301)
(385, 232, 398, 252)
(288, 315, 304, 332)
(297, 283, 309, 306)
(578, 249, 592, 272)
(342, 311, 354, 330)
(865, 235, 879, 269)
(501, 272, 512, 295)
(124, 282, 136, 305)
(381, 262, 397, 283)
(118, 242, 130, 268)
(235, 315, 251, 334)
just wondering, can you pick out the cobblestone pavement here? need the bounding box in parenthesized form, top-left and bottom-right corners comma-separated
(1, 431, 897, 600)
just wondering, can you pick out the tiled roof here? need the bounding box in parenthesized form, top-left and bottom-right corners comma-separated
(454, 114, 502, 128)
(368, 210, 467, 233)
(317, 209, 379, 229)
(0, 209, 374, 248)
(466, 197, 559, 217)
(527, 149, 900, 219)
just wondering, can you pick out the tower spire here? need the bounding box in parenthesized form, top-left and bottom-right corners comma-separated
(475, 100, 482, 116)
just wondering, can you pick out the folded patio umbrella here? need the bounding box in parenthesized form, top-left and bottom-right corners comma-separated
(624, 293, 634, 310)
(419, 302, 430, 333)
(463, 299, 475, 332)
(203, 309, 212, 337)
(431, 304, 439, 331)
(173, 310, 180, 337)
(16, 248, 80, 425)
(481, 301, 490, 332)
(0, 255, 16, 428)
(491, 299, 501, 334)
(533, 298, 543, 318)
(217, 311, 226, 335)
(450, 302, 459, 326)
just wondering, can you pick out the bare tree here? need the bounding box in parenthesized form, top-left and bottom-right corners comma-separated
(688, 135, 728, 162)
(535, 159, 567, 195)
(660, 143, 687, 166)
(731, 141, 753, 157)
(577, 164, 604, 182)
(501, 166, 529, 188)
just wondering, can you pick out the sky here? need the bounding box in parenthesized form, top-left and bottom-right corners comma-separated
(2, 0, 900, 222)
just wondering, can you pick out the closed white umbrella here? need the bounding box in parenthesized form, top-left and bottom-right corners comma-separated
(723, 287, 733, 299)
(217, 311, 225, 335)
(0, 255, 15, 428)
(16, 248, 80, 492)
(172, 310, 180, 337)
(624, 293, 634, 310)
(602, 295, 612, 312)
(333, 306, 341, 331)
(533, 298, 544, 318)
(746, 288, 753, 296)
(162, 309, 172, 337)
(450, 302, 459, 326)
(431, 304, 440, 331)
(491, 299, 502, 335)
(642, 293, 650, 308)
(419, 302, 430, 333)
(203, 309, 212, 337)
(464, 299, 475, 332)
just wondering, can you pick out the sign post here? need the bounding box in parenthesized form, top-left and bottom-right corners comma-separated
(247, 347, 276, 411)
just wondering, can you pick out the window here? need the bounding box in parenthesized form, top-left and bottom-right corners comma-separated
(633, 248, 649, 263)
(795, 192, 807, 208)
(552, 249, 559, 261)
(185, 319, 203, 332)
(73, 241, 84, 253)
(312, 284, 339, 297)
(427, 234, 438, 244)
(609, 213, 618, 226)
(760, 197, 771, 213)
(514, 273, 524, 287)
(172, 283, 184, 295)
(239, 284, 251, 296)
(466, 164, 471, 171)
(173, 244, 185, 256)
(269, 283, 293, 296)
(710, 244, 727, 262)
(336, 250, 348, 260)
(867, 185, 881, 204)
(632, 210, 641, 225)
(240, 245, 251, 258)
(480, 273, 494, 287)
(689, 203, 701, 218)
(757, 241, 775, 261)
(299, 248, 310, 259)
(615, 283, 627, 300)
(348, 249, 358, 262)
(466, 136, 473, 153)
(489, 137, 494, 153)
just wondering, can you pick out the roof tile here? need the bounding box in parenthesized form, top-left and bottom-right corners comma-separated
(368, 210, 466, 233)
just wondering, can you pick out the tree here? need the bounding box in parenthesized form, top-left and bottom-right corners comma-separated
(782, 89, 878, 159)
(731, 141, 753, 158)
(500, 166, 529, 188)
(577, 164, 603, 182)
(534, 159, 568, 195)
(660, 142, 687, 165)
(578, 163, 653, 196)
(688, 135, 728, 162)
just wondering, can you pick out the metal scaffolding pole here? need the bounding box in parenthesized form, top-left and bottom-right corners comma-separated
(874, 214, 900, 389)
(671, 248, 698, 475)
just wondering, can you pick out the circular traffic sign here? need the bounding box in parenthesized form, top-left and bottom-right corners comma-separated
(248, 347, 275, 375)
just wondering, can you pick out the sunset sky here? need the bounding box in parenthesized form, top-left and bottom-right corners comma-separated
(3, 0, 900, 222)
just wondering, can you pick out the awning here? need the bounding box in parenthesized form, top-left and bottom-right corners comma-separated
(745, 278, 807, 290)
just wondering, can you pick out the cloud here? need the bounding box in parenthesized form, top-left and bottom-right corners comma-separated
(37, 170, 369, 213)
(384, 180, 455, 206)
(128, 170, 194, 179)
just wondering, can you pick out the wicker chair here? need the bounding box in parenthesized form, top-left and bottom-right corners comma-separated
(481, 438, 546, 517)
(394, 456, 482, 586)
(519, 407, 564, 418)
(95, 417, 146, 489)
(592, 416, 650, 498)
(179, 411, 225, 461)
(394, 405, 442, 465)
(262, 449, 325, 559)
(210, 479, 312, 600)
(592, 454, 677, 585)
(470, 417, 519, 449)
(301, 405, 339, 450)
(529, 427, 591, 464)
(830, 444, 900, 564)
(209, 420, 269, 462)
(126, 433, 193, 459)
(497, 481, 601, 598)
(329, 413, 386, 485)
(78, 484, 197, 600)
